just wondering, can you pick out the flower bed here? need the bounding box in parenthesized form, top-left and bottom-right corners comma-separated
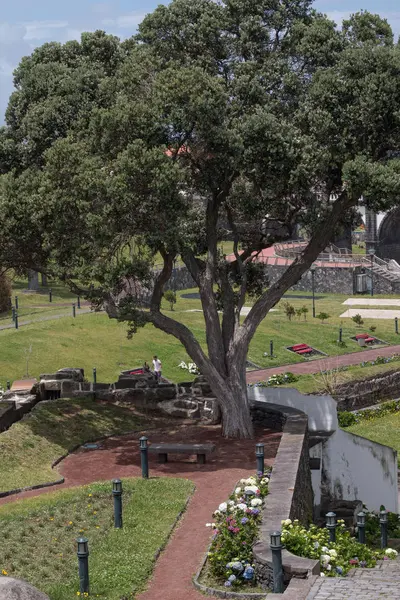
(365, 508, 400, 545)
(281, 519, 398, 577)
(248, 372, 298, 388)
(206, 472, 270, 589)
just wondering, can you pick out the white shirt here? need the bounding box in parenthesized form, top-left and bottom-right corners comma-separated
(153, 359, 162, 372)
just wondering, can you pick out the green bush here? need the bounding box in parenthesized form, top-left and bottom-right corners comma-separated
(163, 289, 177, 310)
(316, 312, 330, 323)
(338, 411, 358, 427)
(352, 314, 364, 326)
(283, 301, 295, 321)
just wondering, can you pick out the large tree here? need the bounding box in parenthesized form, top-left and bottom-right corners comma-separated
(2, 1, 400, 437)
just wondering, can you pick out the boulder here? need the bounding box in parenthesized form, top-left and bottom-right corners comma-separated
(0, 577, 49, 599)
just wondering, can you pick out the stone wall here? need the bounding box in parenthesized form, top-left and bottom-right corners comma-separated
(334, 369, 400, 410)
(251, 401, 318, 590)
(0, 401, 18, 433)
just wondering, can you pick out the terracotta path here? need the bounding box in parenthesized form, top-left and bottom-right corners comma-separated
(0, 424, 281, 600)
(246, 343, 400, 383)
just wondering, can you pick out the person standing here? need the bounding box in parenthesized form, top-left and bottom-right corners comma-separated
(152, 355, 162, 381)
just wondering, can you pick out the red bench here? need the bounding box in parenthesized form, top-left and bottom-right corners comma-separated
(365, 337, 375, 343)
(292, 344, 309, 351)
(355, 334, 369, 339)
(297, 348, 313, 354)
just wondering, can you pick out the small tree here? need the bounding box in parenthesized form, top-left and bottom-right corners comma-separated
(301, 306, 309, 321)
(295, 308, 303, 320)
(283, 301, 296, 321)
(164, 289, 177, 311)
(316, 312, 330, 323)
(352, 314, 364, 327)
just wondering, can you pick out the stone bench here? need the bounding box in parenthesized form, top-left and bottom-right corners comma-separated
(148, 443, 215, 464)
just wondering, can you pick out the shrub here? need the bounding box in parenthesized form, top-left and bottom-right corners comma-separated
(338, 411, 357, 428)
(282, 301, 295, 321)
(352, 314, 364, 327)
(316, 312, 330, 323)
(339, 399, 400, 427)
(163, 289, 177, 311)
(369, 325, 377, 333)
(281, 519, 396, 577)
(301, 305, 309, 321)
(0, 274, 11, 313)
(207, 473, 270, 588)
(249, 372, 298, 387)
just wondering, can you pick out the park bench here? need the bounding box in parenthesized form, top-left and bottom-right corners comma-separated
(297, 348, 313, 354)
(148, 443, 216, 464)
(355, 334, 369, 339)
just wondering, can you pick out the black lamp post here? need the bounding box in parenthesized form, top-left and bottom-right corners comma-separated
(112, 479, 123, 529)
(395, 317, 399, 335)
(256, 443, 265, 476)
(140, 436, 149, 478)
(15, 313, 18, 330)
(93, 367, 97, 384)
(11, 307, 15, 322)
(49, 288, 52, 303)
(72, 303, 76, 318)
(380, 509, 388, 549)
(77, 296, 81, 309)
(311, 265, 316, 318)
(15, 295, 18, 310)
(369, 248, 375, 297)
(326, 512, 337, 543)
(76, 537, 90, 594)
(357, 511, 366, 544)
(270, 531, 284, 593)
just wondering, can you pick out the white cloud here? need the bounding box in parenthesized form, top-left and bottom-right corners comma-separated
(102, 12, 148, 29)
(23, 20, 69, 41)
(0, 58, 15, 76)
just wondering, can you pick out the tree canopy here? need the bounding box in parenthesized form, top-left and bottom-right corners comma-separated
(1, 1, 400, 437)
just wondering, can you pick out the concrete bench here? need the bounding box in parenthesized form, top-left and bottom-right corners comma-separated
(148, 443, 216, 464)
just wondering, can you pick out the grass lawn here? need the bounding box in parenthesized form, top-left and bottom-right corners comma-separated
(0, 398, 147, 493)
(0, 478, 194, 599)
(2, 279, 400, 389)
(346, 411, 400, 462)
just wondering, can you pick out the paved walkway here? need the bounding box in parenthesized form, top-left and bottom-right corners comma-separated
(0, 423, 281, 600)
(307, 558, 400, 599)
(246, 344, 400, 383)
(340, 308, 400, 319)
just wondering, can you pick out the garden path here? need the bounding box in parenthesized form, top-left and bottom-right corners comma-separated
(246, 344, 400, 383)
(0, 307, 92, 330)
(0, 424, 281, 600)
(307, 557, 400, 599)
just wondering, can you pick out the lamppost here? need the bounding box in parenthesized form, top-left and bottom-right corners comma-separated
(369, 247, 375, 297)
(380, 509, 388, 549)
(76, 537, 90, 594)
(270, 531, 284, 593)
(255, 443, 265, 476)
(112, 479, 123, 529)
(326, 512, 337, 543)
(357, 512, 366, 544)
(311, 265, 316, 318)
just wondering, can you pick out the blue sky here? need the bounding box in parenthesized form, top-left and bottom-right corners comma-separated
(1, 1, 399, 123)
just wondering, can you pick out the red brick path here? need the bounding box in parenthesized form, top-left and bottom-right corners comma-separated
(246, 344, 400, 383)
(0, 425, 281, 600)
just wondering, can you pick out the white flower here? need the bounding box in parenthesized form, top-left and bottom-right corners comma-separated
(314, 542, 320, 549)
(235, 487, 241, 495)
(236, 503, 247, 511)
(206, 523, 213, 527)
(213, 509, 221, 517)
(320, 573, 325, 577)
(385, 548, 398, 558)
(321, 546, 329, 553)
(261, 477, 270, 484)
(245, 477, 257, 485)
(218, 502, 227, 513)
(240, 478, 247, 484)
(281, 519, 292, 526)
(244, 485, 259, 494)
(251, 498, 262, 507)
(326, 564, 332, 571)
(320, 554, 331, 566)
(178, 361, 188, 369)
(329, 549, 337, 558)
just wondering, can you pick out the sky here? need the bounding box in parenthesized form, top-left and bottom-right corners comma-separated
(1, 0, 400, 124)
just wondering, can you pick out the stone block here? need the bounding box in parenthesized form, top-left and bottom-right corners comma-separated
(115, 379, 137, 389)
(0, 577, 50, 599)
(92, 383, 111, 391)
(60, 380, 80, 397)
(41, 380, 62, 391)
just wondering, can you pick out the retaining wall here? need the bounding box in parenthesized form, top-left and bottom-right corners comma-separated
(334, 369, 400, 411)
(251, 401, 318, 590)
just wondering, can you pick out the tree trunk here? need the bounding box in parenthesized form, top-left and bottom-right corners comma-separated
(27, 270, 39, 291)
(205, 360, 254, 439)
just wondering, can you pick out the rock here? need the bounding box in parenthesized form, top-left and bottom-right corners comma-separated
(0, 577, 49, 599)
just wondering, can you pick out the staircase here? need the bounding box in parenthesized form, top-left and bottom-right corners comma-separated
(370, 262, 400, 283)
(307, 557, 400, 599)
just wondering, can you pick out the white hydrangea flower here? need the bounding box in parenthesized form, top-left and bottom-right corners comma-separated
(320, 554, 331, 566)
(236, 503, 247, 511)
(251, 498, 262, 507)
(218, 503, 227, 512)
(261, 477, 269, 484)
(385, 548, 398, 558)
(314, 542, 320, 549)
(245, 477, 257, 485)
(321, 546, 329, 553)
(329, 549, 337, 558)
(326, 564, 332, 571)
(244, 485, 259, 494)
(235, 487, 242, 495)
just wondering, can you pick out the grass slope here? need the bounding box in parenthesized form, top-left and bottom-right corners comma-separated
(346, 412, 400, 462)
(0, 478, 194, 599)
(0, 398, 146, 492)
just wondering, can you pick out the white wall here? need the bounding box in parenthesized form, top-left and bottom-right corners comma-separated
(249, 386, 338, 433)
(322, 428, 398, 513)
(251, 386, 398, 513)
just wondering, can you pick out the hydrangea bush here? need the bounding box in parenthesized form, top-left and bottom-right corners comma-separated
(365, 507, 400, 544)
(248, 372, 298, 387)
(206, 472, 270, 588)
(281, 519, 397, 577)
(178, 360, 200, 375)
